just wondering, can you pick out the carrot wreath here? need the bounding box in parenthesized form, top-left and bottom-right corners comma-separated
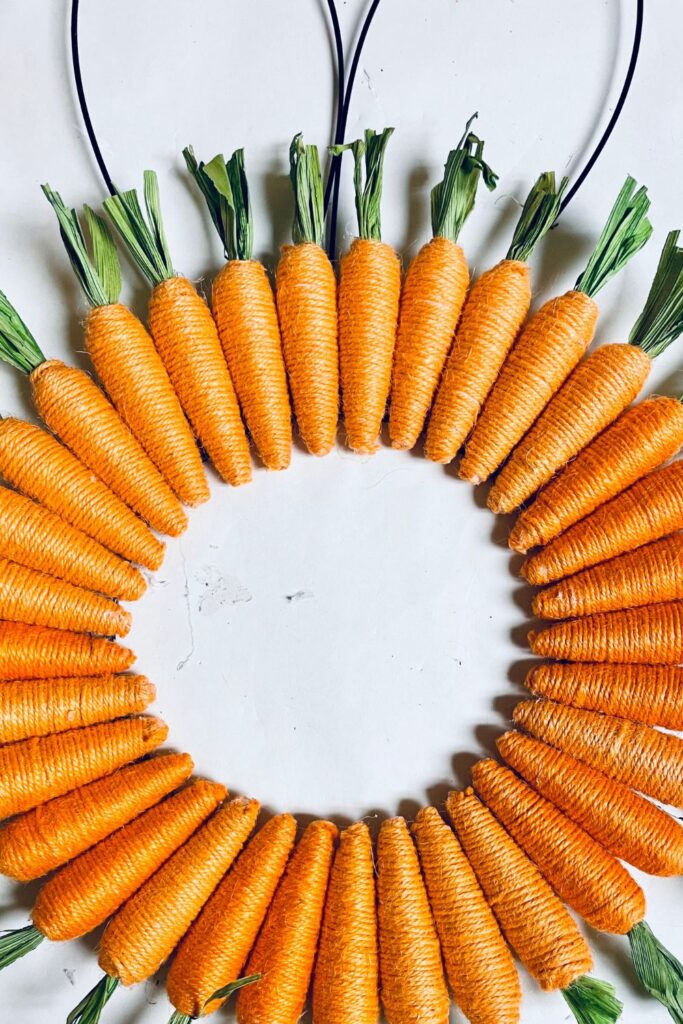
(184, 147, 292, 471)
(334, 128, 401, 454)
(275, 134, 338, 457)
(447, 788, 622, 1024)
(0, 290, 186, 537)
(43, 188, 209, 506)
(390, 121, 498, 451)
(459, 176, 652, 484)
(510, 396, 683, 553)
(411, 805, 521, 1024)
(533, 533, 683, 618)
(0, 674, 154, 743)
(526, 662, 683, 730)
(376, 816, 449, 1024)
(103, 171, 251, 486)
(490, 229, 683, 513)
(237, 819, 338, 1024)
(498, 730, 683, 876)
(0, 751, 193, 881)
(0, 555, 130, 636)
(522, 459, 683, 585)
(312, 821, 378, 1024)
(514, 698, 683, 806)
(425, 170, 566, 464)
(0, 779, 224, 972)
(0, 417, 164, 570)
(0, 621, 134, 680)
(166, 813, 296, 1023)
(529, 600, 683, 664)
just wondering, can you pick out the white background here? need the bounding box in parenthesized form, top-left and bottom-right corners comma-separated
(0, 1, 682, 1021)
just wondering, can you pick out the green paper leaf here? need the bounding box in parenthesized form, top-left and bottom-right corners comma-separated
(184, 146, 253, 262)
(629, 920, 683, 1022)
(289, 133, 325, 247)
(431, 114, 498, 243)
(103, 172, 174, 287)
(0, 924, 44, 970)
(506, 171, 569, 262)
(331, 127, 394, 241)
(629, 230, 683, 357)
(562, 975, 623, 1024)
(67, 974, 119, 1024)
(575, 175, 652, 298)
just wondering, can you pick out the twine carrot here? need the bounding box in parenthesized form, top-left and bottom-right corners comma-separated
(529, 600, 683, 664)
(514, 698, 683, 806)
(167, 813, 296, 1021)
(522, 459, 683, 585)
(0, 751, 193, 881)
(275, 134, 338, 457)
(237, 819, 337, 1024)
(425, 170, 565, 464)
(489, 230, 683, 513)
(0, 555, 131, 636)
(0, 288, 187, 537)
(526, 661, 683, 730)
(43, 188, 208, 506)
(390, 118, 498, 451)
(460, 176, 652, 484)
(411, 805, 521, 1024)
(533, 533, 683, 619)
(510, 396, 683, 553)
(0, 674, 154, 743)
(376, 816, 449, 1024)
(0, 417, 164, 570)
(497, 730, 683, 876)
(185, 147, 292, 471)
(0, 715, 167, 820)
(446, 789, 622, 1024)
(0, 621, 134, 680)
(333, 129, 401, 454)
(103, 170, 251, 486)
(0, 780, 225, 974)
(312, 821, 378, 1024)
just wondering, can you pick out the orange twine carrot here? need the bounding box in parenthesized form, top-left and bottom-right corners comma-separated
(0, 621, 134, 681)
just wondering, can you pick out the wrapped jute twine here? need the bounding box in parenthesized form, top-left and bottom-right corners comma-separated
(0, 621, 134, 681)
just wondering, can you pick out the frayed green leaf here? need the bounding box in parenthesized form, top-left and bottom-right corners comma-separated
(0, 924, 44, 969)
(562, 975, 623, 1024)
(0, 291, 45, 375)
(629, 231, 683, 357)
(103, 172, 174, 287)
(575, 176, 652, 298)
(506, 171, 569, 262)
(167, 1012, 192, 1024)
(289, 134, 325, 247)
(206, 972, 261, 1007)
(431, 114, 498, 243)
(331, 127, 394, 241)
(629, 919, 683, 1022)
(184, 147, 252, 262)
(43, 185, 120, 307)
(67, 974, 119, 1024)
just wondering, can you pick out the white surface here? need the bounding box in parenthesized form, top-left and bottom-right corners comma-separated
(0, 1, 682, 1021)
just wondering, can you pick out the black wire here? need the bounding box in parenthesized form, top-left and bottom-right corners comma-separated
(559, 0, 644, 214)
(70, 0, 116, 195)
(324, 0, 346, 212)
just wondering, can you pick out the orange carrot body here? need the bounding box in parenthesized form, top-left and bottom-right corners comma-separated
(534, 533, 683, 618)
(0, 752, 193, 881)
(30, 359, 187, 536)
(390, 236, 469, 450)
(237, 820, 337, 1024)
(412, 806, 521, 1024)
(0, 486, 144, 601)
(32, 779, 225, 942)
(312, 821, 379, 1024)
(497, 730, 683, 876)
(167, 813, 296, 1019)
(338, 238, 401, 454)
(0, 621, 134, 680)
(530, 600, 683, 663)
(86, 303, 209, 506)
(460, 290, 598, 484)
(447, 788, 592, 991)
(0, 715, 166, 820)
(511, 396, 683, 553)
(526, 661, 683, 730)
(0, 555, 130, 636)
(376, 816, 449, 1024)
(148, 276, 251, 486)
(0, 418, 163, 570)
(514, 698, 683, 806)
(472, 758, 645, 934)
(425, 259, 531, 463)
(523, 459, 683, 584)
(276, 242, 338, 456)
(0, 674, 154, 743)
(213, 260, 292, 470)
(489, 343, 650, 513)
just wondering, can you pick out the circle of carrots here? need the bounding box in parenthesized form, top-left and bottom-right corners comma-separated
(376, 816, 449, 1024)
(167, 812, 296, 1019)
(312, 821, 379, 1024)
(411, 805, 521, 1024)
(0, 751, 193, 882)
(0, 621, 134, 680)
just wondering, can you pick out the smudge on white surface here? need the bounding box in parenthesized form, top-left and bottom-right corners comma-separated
(196, 565, 253, 614)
